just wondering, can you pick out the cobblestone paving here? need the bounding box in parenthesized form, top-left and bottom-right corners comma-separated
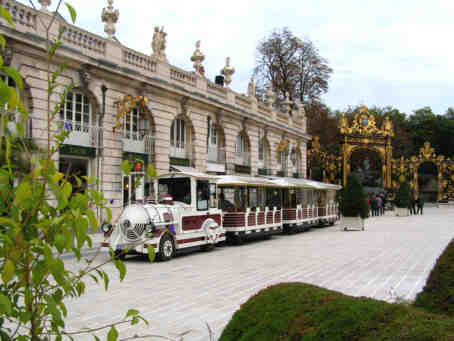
(66, 207, 454, 341)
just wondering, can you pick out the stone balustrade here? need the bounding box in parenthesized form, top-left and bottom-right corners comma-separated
(122, 48, 156, 73)
(61, 25, 106, 55)
(0, 0, 37, 30)
(207, 80, 227, 99)
(170, 66, 197, 86)
(235, 94, 251, 109)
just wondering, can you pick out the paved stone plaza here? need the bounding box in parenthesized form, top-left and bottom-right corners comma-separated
(66, 206, 454, 340)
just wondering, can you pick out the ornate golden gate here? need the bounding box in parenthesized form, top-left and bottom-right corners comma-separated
(307, 106, 454, 201)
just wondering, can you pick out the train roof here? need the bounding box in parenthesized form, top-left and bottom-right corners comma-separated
(158, 166, 218, 180)
(264, 176, 342, 191)
(158, 168, 342, 190)
(216, 175, 342, 190)
(216, 175, 278, 187)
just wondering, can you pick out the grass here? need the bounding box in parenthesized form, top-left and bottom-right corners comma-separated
(220, 238, 454, 341)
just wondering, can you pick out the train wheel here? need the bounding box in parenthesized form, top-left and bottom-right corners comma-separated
(234, 234, 244, 245)
(114, 249, 126, 261)
(158, 233, 175, 261)
(201, 243, 215, 251)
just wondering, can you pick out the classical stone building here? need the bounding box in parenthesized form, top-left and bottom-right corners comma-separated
(0, 0, 310, 219)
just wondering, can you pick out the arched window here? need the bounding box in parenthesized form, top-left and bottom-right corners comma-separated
(1, 73, 16, 88)
(258, 137, 269, 169)
(122, 107, 150, 140)
(59, 91, 92, 131)
(1, 73, 31, 137)
(236, 134, 247, 154)
(209, 123, 217, 146)
(235, 133, 250, 166)
(278, 149, 289, 175)
(258, 140, 264, 163)
(207, 118, 221, 163)
(290, 148, 297, 173)
(170, 118, 185, 149)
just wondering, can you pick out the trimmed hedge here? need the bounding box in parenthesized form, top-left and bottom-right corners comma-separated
(340, 173, 369, 219)
(414, 239, 454, 316)
(395, 180, 410, 208)
(220, 282, 454, 341)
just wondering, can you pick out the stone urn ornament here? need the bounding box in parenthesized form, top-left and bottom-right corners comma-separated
(191, 40, 205, 76)
(38, 0, 51, 11)
(101, 0, 119, 39)
(220, 57, 235, 88)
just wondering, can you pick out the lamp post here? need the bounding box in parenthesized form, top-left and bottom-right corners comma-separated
(97, 84, 107, 222)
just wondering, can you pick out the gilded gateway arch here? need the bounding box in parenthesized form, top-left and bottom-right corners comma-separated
(307, 106, 454, 201)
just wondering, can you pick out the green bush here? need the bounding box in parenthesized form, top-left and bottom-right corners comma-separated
(220, 282, 454, 341)
(414, 239, 454, 316)
(340, 173, 369, 218)
(395, 180, 411, 208)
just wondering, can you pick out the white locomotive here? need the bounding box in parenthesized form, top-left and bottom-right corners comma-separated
(103, 169, 225, 261)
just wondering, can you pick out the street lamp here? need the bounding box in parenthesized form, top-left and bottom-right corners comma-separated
(138, 116, 147, 139)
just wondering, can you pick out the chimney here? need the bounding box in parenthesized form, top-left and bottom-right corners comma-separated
(215, 75, 224, 87)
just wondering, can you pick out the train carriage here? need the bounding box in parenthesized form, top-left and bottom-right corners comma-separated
(265, 177, 341, 233)
(216, 175, 284, 244)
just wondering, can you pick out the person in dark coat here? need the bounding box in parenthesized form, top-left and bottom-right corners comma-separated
(417, 197, 424, 215)
(408, 191, 416, 215)
(371, 195, 378, 216)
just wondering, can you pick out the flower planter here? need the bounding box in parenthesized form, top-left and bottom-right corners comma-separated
(341, 216, 365, 231)
(395, 207, 409, 217)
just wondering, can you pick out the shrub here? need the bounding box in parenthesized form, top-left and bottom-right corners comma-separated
(394, 180, 411, 208)
(414, 239, 454, 316)
(219, 282, 454, 341)
(339, 173, 369, 219)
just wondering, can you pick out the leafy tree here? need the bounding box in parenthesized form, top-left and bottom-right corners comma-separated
(408, 107, 437, 152)
(306, 103, 339, 155)
(253, 27, 333, 105)
(445, 107, 454, 118)
(339, 173, 369, 219)
(394, 180, 411, 208)
(0, 3, 156, 340)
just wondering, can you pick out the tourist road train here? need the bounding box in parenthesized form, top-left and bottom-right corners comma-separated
(102, 167, 341, 261)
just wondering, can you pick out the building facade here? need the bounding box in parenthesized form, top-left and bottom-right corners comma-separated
(0, 0, 311, 220)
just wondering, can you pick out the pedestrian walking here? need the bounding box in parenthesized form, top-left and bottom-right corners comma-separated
(371, 195, 378, 217)
(417, 197, 424, 215)
(380, 194, 386, 215)
(376, 195, 383, 216)
(408, 191, 416, 215)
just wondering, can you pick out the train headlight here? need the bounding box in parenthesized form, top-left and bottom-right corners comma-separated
(101, 222, 113, 233)
(121, 219, 131, 229)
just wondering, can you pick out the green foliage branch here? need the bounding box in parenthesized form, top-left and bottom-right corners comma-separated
(0, 2, 160, 340)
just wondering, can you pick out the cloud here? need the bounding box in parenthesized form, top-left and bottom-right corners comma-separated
(16, 0, 454, 114)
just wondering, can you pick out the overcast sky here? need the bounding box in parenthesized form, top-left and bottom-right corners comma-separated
(20, 0, 454, 115)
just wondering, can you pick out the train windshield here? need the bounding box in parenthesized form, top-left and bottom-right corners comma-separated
(158, 177, 191, 204)
(196, 180, 210, 211)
